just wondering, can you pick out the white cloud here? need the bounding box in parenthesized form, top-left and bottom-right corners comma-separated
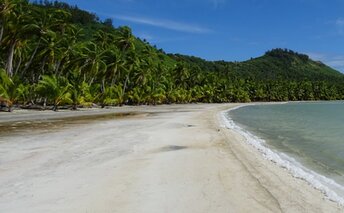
(335, 18, 344, 35)
(307, 52, 326, 61)
(308, 52, 344, 73)
(137, 32, 154, 41)
(112, 15, 213, 34)
(117, 0, 135, 2)
(210, 0, 226, 9)
(328, 56, 344, 68)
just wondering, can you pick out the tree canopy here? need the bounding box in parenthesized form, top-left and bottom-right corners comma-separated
(0, 0, 343, 111)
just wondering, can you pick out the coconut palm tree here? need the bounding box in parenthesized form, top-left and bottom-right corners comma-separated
(82, 41, 108, 85)
(36, 75, 72, 111)
(21, 7, 72, 77)
(1, 0, 31, 77)
(0, 68, 15, 111)
(116, 26, 135, 52)
(0, 0, 21, 43)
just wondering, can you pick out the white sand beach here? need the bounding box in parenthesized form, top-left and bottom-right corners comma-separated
(0, 104, 342, 212)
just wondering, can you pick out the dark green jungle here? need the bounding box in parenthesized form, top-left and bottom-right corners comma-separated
(1, 0, 343, 111)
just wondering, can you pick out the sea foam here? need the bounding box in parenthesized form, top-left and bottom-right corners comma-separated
(220, 105, 344, 205)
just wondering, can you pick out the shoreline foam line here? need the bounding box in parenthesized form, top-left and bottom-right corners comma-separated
(219, 105, 344, 206)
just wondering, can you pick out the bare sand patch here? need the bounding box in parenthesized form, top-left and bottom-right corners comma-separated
(0, 104, 342, 212)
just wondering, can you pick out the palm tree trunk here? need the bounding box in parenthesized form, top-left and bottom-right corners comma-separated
(122, 74, 129, 98)
(5, 41, 16, 77)
(111, 66, 118, 86)
(23, 39, 41, 74)
(41, 56, 47, 74)
(14, 55, 22, 76)
(54, 60, 62, 75)
(119, 75, 130, 106)
(0, 24, 3, 44)
(43, 98, 47, 110)
(53, 104, 58, 111)
(89, 77, 94, 85)
(72, 103, 77, 110)
(101, 78, 106, 93)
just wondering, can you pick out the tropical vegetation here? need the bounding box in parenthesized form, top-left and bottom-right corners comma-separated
(1, 0, 344, 111)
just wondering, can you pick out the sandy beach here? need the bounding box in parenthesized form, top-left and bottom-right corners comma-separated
(0, 104, 342, 212)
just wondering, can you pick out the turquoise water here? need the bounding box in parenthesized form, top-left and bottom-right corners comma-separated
(227, 102, 344, 201)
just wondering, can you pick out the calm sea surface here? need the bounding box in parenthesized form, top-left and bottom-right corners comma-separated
(228, 101, 344, 199)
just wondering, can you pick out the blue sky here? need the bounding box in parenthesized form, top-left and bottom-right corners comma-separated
(61, 0, 344, 72)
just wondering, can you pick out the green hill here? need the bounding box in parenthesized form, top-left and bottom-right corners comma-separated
(172, 49, 343, 82)
(235, 49, 343, 81)
(0, 0, 343, 111)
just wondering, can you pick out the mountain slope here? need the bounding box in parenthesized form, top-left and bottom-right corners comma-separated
(236, 49, 343, 81)
(171, 49, 343, 82)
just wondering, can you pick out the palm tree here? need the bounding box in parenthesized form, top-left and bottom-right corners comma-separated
(2, 0, 23, 76)
(116, 26, 135, 52)
(21, 7, 72, 77)
(0, 68, 15, 111)
(106, 48, 126, 86)
(68, 69, 83, 110)
(173, 63, 190, 89)
(82, 41, 108, 85)
(0, 0, 20, 43)
(1, 0, 41, 77)
(15, 83, 31, 105)
(119, 50, 140, 103)
(36, 75, 72, 111)
(101, 84, 124, 106)
(93, 30, 116, 49)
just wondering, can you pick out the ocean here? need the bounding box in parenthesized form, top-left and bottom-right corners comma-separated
(223, 101, 344, 204)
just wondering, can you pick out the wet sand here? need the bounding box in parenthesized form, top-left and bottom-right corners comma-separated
(0, 104, 342, 212)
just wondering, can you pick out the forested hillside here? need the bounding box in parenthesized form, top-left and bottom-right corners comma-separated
(1, 0, 343, 111)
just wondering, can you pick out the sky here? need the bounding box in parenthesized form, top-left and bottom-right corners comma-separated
(60, 0, 344, 72)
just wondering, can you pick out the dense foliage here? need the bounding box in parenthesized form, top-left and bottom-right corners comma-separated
(1, 0, 343, 111)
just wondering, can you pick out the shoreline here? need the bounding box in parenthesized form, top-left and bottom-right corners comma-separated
(0, 104, 343, 212)
(220, 104, 344, 206)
